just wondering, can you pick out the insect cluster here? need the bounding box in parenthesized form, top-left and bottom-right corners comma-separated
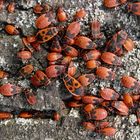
(0, 0, 140, 137)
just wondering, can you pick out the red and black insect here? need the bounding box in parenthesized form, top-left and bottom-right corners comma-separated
(83, 50, 101, 61)
(106, 30, 134, 56)
(123, 93, 134, 108)
(0, 70, 8, 79)
(103, 0, 127, 8)
(101, 52, 122, 65)
(63, 45, 78, 57)
(7, 2, 15, 13)
(112, 101, 129, 115)
(57, 7, 67, 22)
(121, 76, 140, 91)
(50, 37, 62, 53)
(82, 95, 103, 105)
(83, 122, 96, 131)
(5, 24, 19, 35)
(33, 3, 52, 14)
(35, 12, 54, 29)
(68, 61, 77, 77)
(91, 20, 103, 39)
(106, 30, 128, 56)
(32, 70, 50, 87)
(127, 2, 140, 16)
(74, 36, 97, 49)
(0, 0, 4, 11)
(86, 60, 101, 69)
(63, 74, 84, 97)
(0, 112, 13, 119)
(45, 65, 66, 78)
(0, 83, 21, 97)
(24, 89, 37, 105)
(84, 106, 108, 121)
(99, 88, 119, 101)
(36, 27, 58, 43)
(64, 21, 80, 43)
(47, 52, 63, 62)
(19, 64, 34, 77)
(17, 50, 32, 60)
(77, 74, 95, 87)
(96, 67, 115, 80)
(74, 8, 87, 20)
